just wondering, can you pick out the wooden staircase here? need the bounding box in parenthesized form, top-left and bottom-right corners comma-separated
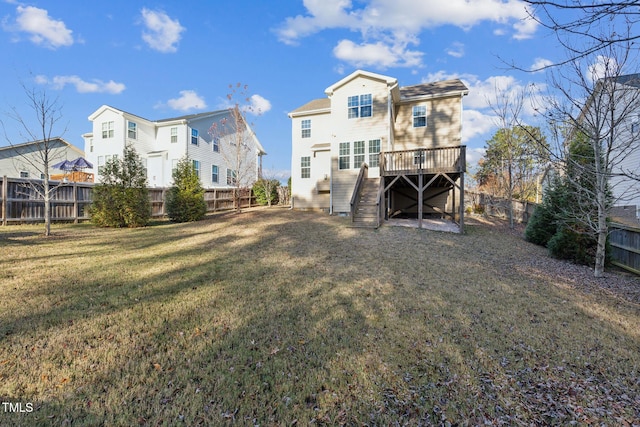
(352, 177, 381, 228)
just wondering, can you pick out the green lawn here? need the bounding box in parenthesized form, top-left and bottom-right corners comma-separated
(1, 208, 639, 425)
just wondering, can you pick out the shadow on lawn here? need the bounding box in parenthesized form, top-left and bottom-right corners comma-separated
(3, 209, 639, 425)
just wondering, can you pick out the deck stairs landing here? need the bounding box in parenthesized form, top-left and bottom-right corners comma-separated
(352, 177, 380, 228)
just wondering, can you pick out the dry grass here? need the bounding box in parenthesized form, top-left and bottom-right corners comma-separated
(0, 208, 639, 425)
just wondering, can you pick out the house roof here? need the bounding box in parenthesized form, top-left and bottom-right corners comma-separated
(289, 98, 331, 116)
(325, 70, 397, 96)
(89, 104, 229, 124)
(400, 79, 469, 101)
(0, 137, 83, 160)
(613, 74, 640, 88)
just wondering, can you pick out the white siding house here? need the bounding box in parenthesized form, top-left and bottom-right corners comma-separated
(289, 70, 468, 228)
(0, 138, 84, 179)
(83, 106, 266, 188)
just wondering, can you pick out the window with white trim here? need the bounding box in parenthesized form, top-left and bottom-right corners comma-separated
(301, 119, 311, 138)
(348, 94, 372, 119)
(170, 127, 178, 143)
(369, 139, 380, 168)
(191, 129, 199, 145)
(213, 137, 219, 152)
(192, 160, 200, 178)
(227, 169, 237, 186)
(211, 165, 219, 183)
(102, 121, 114, 138)
(413, 105, 427, 127)
(301, 156, 310, 178)
(353, 141, 365, 168)
(339, 142, 350, 170)
(127, 121, 137, 139)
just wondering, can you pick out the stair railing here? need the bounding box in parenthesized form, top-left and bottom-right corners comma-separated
(350, 162, 368, 222)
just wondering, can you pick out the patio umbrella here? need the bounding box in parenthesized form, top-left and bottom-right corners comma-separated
(69, 157, 93, 170)
(52, 159, 74, 171)
(52, 157, 94, 171)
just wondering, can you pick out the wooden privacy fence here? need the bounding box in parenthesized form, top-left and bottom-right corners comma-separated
(609, 222, 640, 275)
(1, 176, 257, 224)
(468, 192, 537, 224)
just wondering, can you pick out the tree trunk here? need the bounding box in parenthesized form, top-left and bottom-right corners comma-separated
(44, 175, 51, 237)
(594, 190, 608, 278)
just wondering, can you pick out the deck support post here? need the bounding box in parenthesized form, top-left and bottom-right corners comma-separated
(418, 173, 423, 229)
(459, 172, 465, 233)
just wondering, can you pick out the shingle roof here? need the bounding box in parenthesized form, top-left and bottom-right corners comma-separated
(400, 79, 468, 100)
(290, 98, 331, 114)
(613, 74, 640, 88)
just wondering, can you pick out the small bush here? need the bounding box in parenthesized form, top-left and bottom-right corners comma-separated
(90, 145, 150, 228)
(166, 158, 207, 222)
(525, 203, 557, 246)
(252, 179, 280, 206)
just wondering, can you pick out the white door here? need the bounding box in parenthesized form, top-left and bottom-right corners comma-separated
(147, 156, 164, 187)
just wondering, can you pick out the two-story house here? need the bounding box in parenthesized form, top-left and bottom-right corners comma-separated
(0, 138, 84, 180)
(289, 70, 468, 230)
(83, 106, 266, 188)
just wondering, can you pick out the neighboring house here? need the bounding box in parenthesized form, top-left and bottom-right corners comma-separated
(289, 70, 468, 229)
(577, 74, 640, 222)
(83, 105, 266, 188)
(0, 138, 84, 179)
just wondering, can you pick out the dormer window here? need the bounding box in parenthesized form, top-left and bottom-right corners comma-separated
(348, 94, 372, 119)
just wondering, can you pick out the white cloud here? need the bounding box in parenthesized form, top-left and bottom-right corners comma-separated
(7, 6, 74, 49)
(446, 42, 465, 58)
(166, 90, 207, 111)
(36, 75, 125, 94)
(249, 94, 272, 115)
(333, 39, 423, 68)
(530, 57, 554, 73)
(587, 55, 621, 84)
(140, 8, 185, 53)
(275, 0, 537, 67)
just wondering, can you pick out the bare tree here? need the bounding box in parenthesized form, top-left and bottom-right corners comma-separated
(523, 1, 639, 70)
(1, 84, 68, 236)
(541, 42, 640, 277)
(481, 85, 548, 228)
(208, 83, 263, 212)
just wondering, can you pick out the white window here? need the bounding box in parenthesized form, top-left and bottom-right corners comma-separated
(413, 105, 427, 127)
(301, 119, 311, 138)
(191, 129, 199, 145)
(20, 171, 29, 178)
(192, 160, 200, 178)
(348, 94, 372, 119)
(227, 169, 237, 186)
(89, 138, 94, 153)
(301, 156, 310, 178)
(369, 139, 380, 168)
(102, 121, 114, 138)
(212, 165, 219, 183)
(339, 142, 350, 170)
(353, 141, 365, 168)
(213, 137, 219, 152)
(170, 127, 178, 143)
(127, 121, 137, 139)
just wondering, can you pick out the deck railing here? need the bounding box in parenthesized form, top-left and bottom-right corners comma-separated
(350, 162, 368, 221)
(381, 145, 466, 176)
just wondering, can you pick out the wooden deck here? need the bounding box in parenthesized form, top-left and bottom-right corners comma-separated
(381, 146, 465, 176)
(378, 145, 466, 232)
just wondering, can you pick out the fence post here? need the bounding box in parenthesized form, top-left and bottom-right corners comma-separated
(73, 182, 79, 224)
(1, 176, 6, 226)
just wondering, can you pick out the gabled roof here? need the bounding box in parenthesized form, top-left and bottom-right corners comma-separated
(400, 79, 469, 101)
(612, 73, 640, 88)
(88, 105, 230, 125)
(325, 70, 397, 96)
(289, 98, 331, 117)
(0, 138, 83, 160)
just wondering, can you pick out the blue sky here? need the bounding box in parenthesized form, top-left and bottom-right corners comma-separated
(0, 0, 570, 180)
